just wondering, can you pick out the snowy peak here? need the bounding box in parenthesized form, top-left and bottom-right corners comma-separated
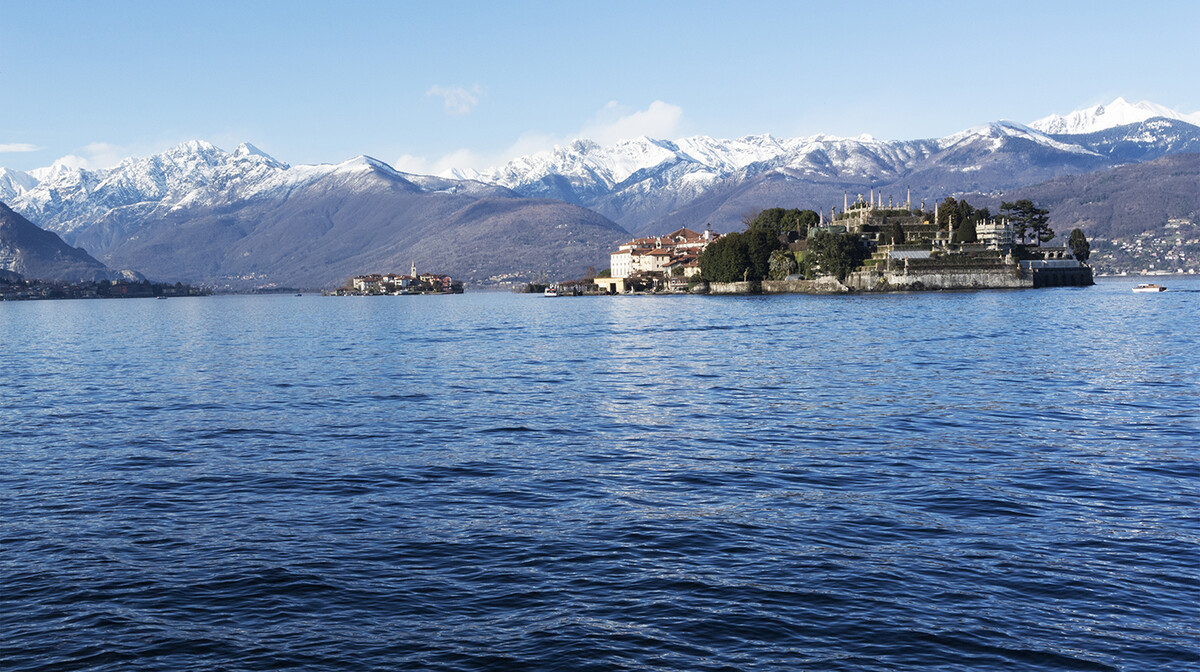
(1030, 97, 1200, 134)
(939, 121, 1099, 156)
(0, 167, 38, 200)
(232, 142, 288, 169)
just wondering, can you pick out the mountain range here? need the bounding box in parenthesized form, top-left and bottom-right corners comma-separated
(0, 201, 141, 283)
(1, 97, 1197, 287)
(0, 144, 626, 288)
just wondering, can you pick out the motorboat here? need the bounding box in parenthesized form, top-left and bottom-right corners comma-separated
(543, 286, 559, 297)
(1132, 283, 1167, 293)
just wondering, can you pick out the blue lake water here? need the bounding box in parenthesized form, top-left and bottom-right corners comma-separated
(2, 278, 1197, 671)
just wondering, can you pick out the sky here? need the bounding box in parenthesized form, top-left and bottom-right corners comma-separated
(2, 0, 1198, 174)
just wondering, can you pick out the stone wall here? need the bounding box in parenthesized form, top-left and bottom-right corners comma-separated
(707, 281, 758, 294)
(761, 277, 850, 293)
(700, 264, 1069, 294)
(846, 267, 1032, 291)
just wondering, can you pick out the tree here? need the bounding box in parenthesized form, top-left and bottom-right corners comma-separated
(768, 249, 798, 280)
(795, 209, 819, 235)
(699, 232, 751, 283)
(744, 227, 783, 280)
(699, 229, 783, 282)
(809, 231, 866, 281)
(935, 197, 960, 227)
(746, 208, 820, 237)
(953, 218, 978, 244)
(1068, 228, 1091, 262)
(1001, 199, 1053, 246)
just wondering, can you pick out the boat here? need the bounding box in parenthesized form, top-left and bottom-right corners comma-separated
(1132, 283, 1167, 293)
(543, 286, 559, 297)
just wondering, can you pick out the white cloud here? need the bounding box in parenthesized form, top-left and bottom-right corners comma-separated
(42, 140, 183, 172)
(394, 148, 487, 176)
(580, 100, 684, 145)
(47, 154, 91, 170)
(397, 100, 686, 176)
(0, 143, 40, 153)
(426, 84, 483, 116)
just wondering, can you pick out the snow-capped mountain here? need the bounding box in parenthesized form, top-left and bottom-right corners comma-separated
(11, 140, 290, 236)
(0, 200, 141, 283)
(0, 167, 38, 202)
(1047, 117, 1200, 163)
(1030, 97, 1200, 135)
(452, 120, 1127, 234)
(2, 97, 1197, 284)
(2, 141, 624, 288)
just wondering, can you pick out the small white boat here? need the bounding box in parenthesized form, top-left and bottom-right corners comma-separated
(543, 287, 559, 297)
(1132, 283, 1167, 293)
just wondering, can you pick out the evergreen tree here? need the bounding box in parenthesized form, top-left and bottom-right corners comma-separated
(1000, 199, 1053, 246)
(699, 233, 750, 282)
(747, 208, 820, 237)
(745, 227, 784, 280)
(1068, 228, 1091, 262)
(809, 231, 865, 281)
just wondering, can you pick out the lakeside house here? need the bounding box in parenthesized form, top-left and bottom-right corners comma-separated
(595, 227, 720, 293)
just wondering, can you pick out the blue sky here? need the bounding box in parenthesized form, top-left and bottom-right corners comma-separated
(2, 0, 1197, 173)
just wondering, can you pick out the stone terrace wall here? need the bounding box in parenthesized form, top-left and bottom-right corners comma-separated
(847, 268, 1032, 291)
(761, 277, 850, 294)
(707, 281, 758, 294)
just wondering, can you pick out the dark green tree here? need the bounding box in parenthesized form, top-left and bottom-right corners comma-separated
(699, 232, 751, 282)
(1000, 199, 1053, 246)
(744, 227, 783, 280)
(809, 231, 866, 281)
(746, 208, 821, 238)
(953, 218, 978, 244)
(934, 197, 960, 227)
(796, 209, 820, 234)
(1068, 228, 1091, 262)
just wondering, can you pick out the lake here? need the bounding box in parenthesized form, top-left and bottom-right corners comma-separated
(2, 278, 1197, 671)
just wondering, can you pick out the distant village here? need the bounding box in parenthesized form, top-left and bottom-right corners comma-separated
(332, 261, 464, 296)
(583, 191, 1093, 295)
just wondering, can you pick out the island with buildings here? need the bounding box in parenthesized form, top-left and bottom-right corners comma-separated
(331, 261, 463, 296)
(590, 193, 1093, 294)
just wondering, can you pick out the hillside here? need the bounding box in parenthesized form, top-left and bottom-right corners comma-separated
(969, 153, 1200, 273)
(0, 201, 137, 283)
(78, 156, 627, 289)
(2, 146, 626, 289)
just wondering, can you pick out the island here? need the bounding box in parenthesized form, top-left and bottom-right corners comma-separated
(591, 194, 1093, 294)
(328, 262, 463, 296)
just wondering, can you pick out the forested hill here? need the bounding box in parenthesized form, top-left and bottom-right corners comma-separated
(971, 153, 1200, 241)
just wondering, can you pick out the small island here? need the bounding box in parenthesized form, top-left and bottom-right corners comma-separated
(591, 194, 1093, 294)
(328, 262, 463, 296)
